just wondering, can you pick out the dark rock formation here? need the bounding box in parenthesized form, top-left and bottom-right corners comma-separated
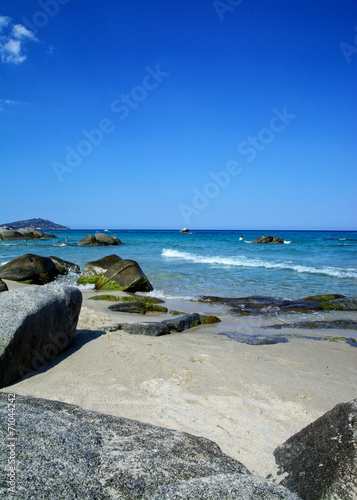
(49, 256, 80, 275)
(328, 297, 357, 311)
(121, 322, 171, 336)
(104, 259, 153, 293)
(0, 226, 56, 240)
(0, 286, 82, 388)
(0, 254, 59, 284)
(218, 332, 288, 345)
(0, 279, 8, 292)
(109, 301, 147, 314)
(78, 233, 122, 246)
(274, 399, 357, 500)
(198, 294, 347, 316)
(253, 235, 284, 244)
(81, 255, 122, 277)
(163, 313, 201, 332)
(266, 320, 357, 330)
(0, 394, 300, 499)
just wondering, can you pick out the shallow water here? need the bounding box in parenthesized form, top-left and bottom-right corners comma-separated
(1, 229, 356, 300)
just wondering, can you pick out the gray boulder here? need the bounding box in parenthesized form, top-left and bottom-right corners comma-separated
(78, 233, 122, 246)
(163, 313, 201, 332)
(0, 279, 8, 292)
(104, 259, 153, 293)
(0, 286, 82, 388)
(0, 253, 59, 284)
(121, 322, 171, 336)
(0, 394, 299, 499)
(253, 235, 284, 244)
(93, 233, 122, 245)
(78, 234, 96, 245)
(0, 228, 25, 240)
(274, 399, 357, 500)
(49, 256, 80, 275)
(81, 254, 122, 277)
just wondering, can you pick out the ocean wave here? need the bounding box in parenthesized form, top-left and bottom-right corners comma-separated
(161, 249, 357, 279)
(284, 240, 292, 244)
(143, 289, 196, 301)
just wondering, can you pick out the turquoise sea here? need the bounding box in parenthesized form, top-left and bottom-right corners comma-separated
(0, 230, 356, 301)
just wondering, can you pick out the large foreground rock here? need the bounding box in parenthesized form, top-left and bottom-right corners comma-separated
(0, 286, 82, 388)
(0, 254, 59, 284)
(104, 259, 153, 292)
(0, 394, 299, 499)
(274, 399, 357, 500)
(81, 254, 122, 277)
(78, 233, 122, 246)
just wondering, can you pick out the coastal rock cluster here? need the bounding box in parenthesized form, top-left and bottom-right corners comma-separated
(0, 254, 153, 292)
(78, 233, 122, 246)
(253, 235, 284, 244)
(0, 226, 56, 240)
(0, 254, 78, 285)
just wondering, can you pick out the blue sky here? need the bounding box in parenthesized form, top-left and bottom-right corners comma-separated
(1, 0, 356, 230)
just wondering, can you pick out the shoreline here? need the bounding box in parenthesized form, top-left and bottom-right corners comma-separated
(1, 281, 356, 478)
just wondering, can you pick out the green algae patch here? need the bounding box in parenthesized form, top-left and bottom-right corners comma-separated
(77, 276, 100, 285)
(189, 320, 200, 328)
(19, 280, 34, 284)
(88, 295, 120, 301)
(145, 304, 168, 314)
(170, 310, 185, 316)
(200, 315, 221, 324)
(95, 276, 128, 291)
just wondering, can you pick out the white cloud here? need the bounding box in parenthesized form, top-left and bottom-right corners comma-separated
(0, 15, 39, 64)
(13, 24, 38, 41)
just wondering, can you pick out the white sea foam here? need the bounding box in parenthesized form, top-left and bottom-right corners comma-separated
(143, 289, 196, 301)
(161, 249, 357, 279)
(284, 240, 292, 244)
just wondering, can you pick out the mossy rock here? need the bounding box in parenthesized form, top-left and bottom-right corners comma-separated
(95, 276, 128, 291)
(170, 310, 185, 316)
(88, 295, 120, 301)
(145, 304, 168, 314)
(305, 294, 345, 302)
(19, 280, 34, 284)
(77, 276, 100, 285)
(121, 295, 164, 306)
(200, 315, 221, 324)
(189, 320, 200, 328)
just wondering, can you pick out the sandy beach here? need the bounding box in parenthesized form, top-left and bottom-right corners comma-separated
(2, 281, 357, 479)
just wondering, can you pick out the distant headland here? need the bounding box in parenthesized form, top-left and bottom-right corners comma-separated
(0, 218, 70, 231)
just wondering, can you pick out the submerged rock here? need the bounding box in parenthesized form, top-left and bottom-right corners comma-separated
(198, 294, 348, 315)
(274, 399, 357, 500)
(218, 332, 288, 345)
(0, 286, 82, 388)
(0, 394, 300, 499)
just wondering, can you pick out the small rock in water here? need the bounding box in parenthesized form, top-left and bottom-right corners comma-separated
(218, 332, 288, 345)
